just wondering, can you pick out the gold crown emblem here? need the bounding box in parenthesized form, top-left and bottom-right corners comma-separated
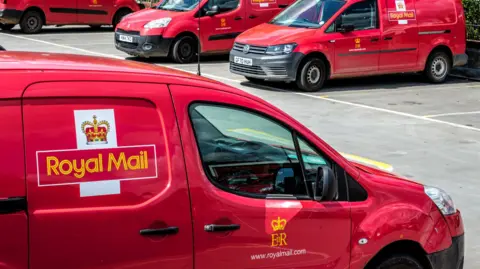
(271, 217, 287, 232)
(355, 38, 361, 44)
(397, 3, 404, 9)
(92, 0, 98, 4)
(81, 115, 110, 145)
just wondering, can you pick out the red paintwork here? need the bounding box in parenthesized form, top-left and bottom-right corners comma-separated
(116, 0, 296, 54)
(0, 0, 141, 26)
(235, 0, 467, 79)
(0, 51, 464, 268)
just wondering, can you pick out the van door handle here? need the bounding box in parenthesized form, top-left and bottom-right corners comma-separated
(279, 4, 288, 7)
(204, 224, 240, 232)
(249, 15, 257, 19)
(371, 37, 379, 42)
(234, 16, 242, 20)
(0, 197, 26, 214)
(140, 227, 179, 236)
(384, 36, 393, 40)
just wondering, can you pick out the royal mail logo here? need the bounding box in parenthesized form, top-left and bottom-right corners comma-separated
(271, 217, 288, 246)
(36, 109, 158, 197)
(388, 10, 416, 21)
(81, 115, 110, 145)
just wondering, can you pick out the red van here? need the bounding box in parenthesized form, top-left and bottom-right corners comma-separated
(114, 0, 295, 63)
(229, 0, 468, 91)
(0, 0, 144, 34)
(0, 50, 465, 269)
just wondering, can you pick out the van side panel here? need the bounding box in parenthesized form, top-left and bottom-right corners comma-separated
(415, 0, 461, 67)
(0, 100, 28, 269)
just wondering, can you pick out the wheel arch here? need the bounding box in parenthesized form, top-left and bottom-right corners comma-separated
(364, 240, 432, 269)
(170, 31, 200, 54)
(296, 51, 332, 80)
(112, 7, 133, 26)
(425, 45, 453, 69)
(20, 6, 45, 25)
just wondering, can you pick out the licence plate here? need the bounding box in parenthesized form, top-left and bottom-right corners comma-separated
(119, 35, 133, 43)
(234, 56, 252, 66)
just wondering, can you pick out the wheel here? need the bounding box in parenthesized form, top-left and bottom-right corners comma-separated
(296, 58, 327, 92)
(172, 36, 198, 63)
(374, 254, 424, 269)
(113, 9, 132, 29)
(20, 10, 43, 34)
(424, 51, 451, 83)
(0, 23, 15, 31)
(245, 76, 264, 84)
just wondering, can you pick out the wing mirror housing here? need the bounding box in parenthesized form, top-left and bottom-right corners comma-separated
(313, 166, 338, 201)
(205, 5, 219, 16)
(0, 45, 5, 51)
(338, 24, 354, 33)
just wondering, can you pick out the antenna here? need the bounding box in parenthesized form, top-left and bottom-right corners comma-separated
(196, 1, 202, 76)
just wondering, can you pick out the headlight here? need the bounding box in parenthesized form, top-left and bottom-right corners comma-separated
(265, 43, 297, 55)
(424, 186, 456, 215)
(144, 18, 172, 29)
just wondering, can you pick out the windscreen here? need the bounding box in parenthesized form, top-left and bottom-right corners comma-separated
(156, 0, 200, 11)
(270, 0, 345, 28)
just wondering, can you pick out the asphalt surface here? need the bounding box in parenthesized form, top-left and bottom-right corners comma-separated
(2, 25, 480, 267)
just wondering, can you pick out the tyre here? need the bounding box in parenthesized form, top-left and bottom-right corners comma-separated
(113, 9, 132, 29)
(424, 51, 451, 84)
(20, 10, 43, 34)
(296, 58, 327, 92)
(0, 23, 15, 31)
(172, 36, 198, 64)
(374, 254, 424, 269)
(245, 76, 264, 84)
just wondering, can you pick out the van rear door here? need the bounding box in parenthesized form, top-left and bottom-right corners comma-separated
(0, 96, 28, 269)
(22, 81, 193, 269)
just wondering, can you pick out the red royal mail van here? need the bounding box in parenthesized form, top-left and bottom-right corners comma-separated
(229, 0, 468, 91)
(0, 50, 465, 269)
(0, 0, 145, 34)
(114, 0, 295, 63)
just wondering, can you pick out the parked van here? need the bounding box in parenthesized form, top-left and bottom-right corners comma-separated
(229, 0, 468, 91)
(0, 0, 145, 34)
(114, 0, 295, 63)
(0, 50, 464, 269)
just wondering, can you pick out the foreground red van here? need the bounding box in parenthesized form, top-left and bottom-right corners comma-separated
(114, 0, 295, 63)
(0, 50, 465, 269)
(0, 0, 144, 34)
(230, 0, 468, 91)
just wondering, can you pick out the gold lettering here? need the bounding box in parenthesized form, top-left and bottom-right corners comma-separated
(127, 155, 140, 170)
(59, 160, 73, 175)
(271, 233, 288, 247)
(144, 151, 148, 169)
(99, 153, 103, 172)
(86, 157, 99, 173)
(108, 152, 127, 171)
(46, 156, 59, 176)
(72, 159, 86, 179)
(140, 151, 144, 169)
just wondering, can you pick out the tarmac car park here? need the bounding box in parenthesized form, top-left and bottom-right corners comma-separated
(0, 5, 480, 268)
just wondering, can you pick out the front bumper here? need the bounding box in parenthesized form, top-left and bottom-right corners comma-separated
(114, 29, 173, 58)
(0, 9, 23, 24)
(427, 234, 464, 269)
(229, 47, 303, 82)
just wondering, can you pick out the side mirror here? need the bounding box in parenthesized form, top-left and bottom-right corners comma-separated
(0, 45, 5, 51)
(205, 5, 219, 16)
(338, 24, 354, 33)
(313, 166, 338, 201)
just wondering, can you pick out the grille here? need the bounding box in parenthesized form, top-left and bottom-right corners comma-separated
(233, 42, 267, 54)
(116, 29, 141, 35)
(230, 62, 266, 76)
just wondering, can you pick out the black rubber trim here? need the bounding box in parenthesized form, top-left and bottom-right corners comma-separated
(418, 30, 451, 35)
(0, 8, 23, 22)
(140, 227, 179, 236)
(208, 32, 242, 41)
(0, 197, 27, 214)
(50, 8, 108, 15)
(453, 53, 468, 67)
(338, 48, 416, 56)
(427, 234, 464, 269)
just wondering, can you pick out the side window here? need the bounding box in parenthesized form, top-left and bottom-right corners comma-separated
(335, 0, 378, 31)
(190, 103, 311, 198)
(205, 0, 239, 13)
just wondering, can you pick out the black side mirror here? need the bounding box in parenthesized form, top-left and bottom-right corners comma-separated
(0, 45, 5, 51)
(205, 5, 219, 16)
(313, 166, 338, 201)
(338, 24, 355, 33)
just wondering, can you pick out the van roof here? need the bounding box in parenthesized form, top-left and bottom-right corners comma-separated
(0, 51, 245, 98)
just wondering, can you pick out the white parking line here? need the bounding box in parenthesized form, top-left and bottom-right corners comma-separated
(2, 32, 480, 133)
(425, 111, 480, 118)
